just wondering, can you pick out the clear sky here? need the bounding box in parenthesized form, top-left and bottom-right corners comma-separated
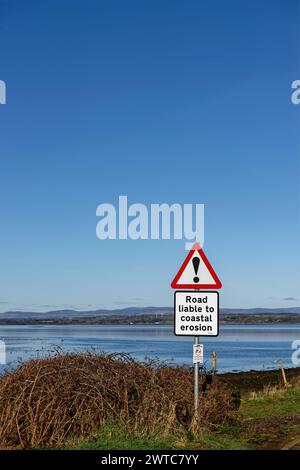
(0, 0, 299, 312)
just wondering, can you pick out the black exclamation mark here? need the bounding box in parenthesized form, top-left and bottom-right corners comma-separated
(192, 257, 200, 283)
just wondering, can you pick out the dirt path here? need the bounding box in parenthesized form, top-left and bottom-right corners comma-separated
(281, 437, 300, 450)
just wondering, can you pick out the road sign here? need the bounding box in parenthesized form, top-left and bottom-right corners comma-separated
(174, 291, 219, 336)
(171, 243, 222, 289)
(193, 343, 204, 364)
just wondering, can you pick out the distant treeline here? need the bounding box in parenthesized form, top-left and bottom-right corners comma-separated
(0, 313, 300, 325)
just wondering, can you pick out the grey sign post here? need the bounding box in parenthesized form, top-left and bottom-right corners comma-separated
(194, 336, 199, 413)
(174, 290, 219, 416)
(193, 340, 204, 413)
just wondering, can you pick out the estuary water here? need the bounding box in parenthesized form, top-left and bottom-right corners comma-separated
(0, 324, 300, 373)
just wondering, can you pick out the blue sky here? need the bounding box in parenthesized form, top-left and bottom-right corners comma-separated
(0, 0, 299, 312)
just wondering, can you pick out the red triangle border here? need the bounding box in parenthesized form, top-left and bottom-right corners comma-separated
(171, 243, 222, 289)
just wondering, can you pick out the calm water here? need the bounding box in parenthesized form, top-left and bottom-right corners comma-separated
(1, 324, 300, 373)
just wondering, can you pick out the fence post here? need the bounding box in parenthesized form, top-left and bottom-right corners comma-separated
(279, 358, 288, 387)
(212, 351, 217, 374)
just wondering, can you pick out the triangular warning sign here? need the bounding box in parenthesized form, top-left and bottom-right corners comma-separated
(171, 243, 222, 289)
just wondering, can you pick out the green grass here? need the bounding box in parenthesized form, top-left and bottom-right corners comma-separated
(196, 386, 300, 450)
(194, 434, 248, 450)
(68, 423, 250, 451)
(240, 386, 300, 419)
(66, 385, 300, 451)
(68, 421, 181, 450)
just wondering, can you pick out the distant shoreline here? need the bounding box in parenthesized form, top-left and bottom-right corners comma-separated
(0, 313, 300, 326)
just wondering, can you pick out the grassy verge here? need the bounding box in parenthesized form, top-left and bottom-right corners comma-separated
(0, 353, 237, 449)
(67, 422, 180, 450)
(1, 354, 299, 451)
(67, 385, 300, 451)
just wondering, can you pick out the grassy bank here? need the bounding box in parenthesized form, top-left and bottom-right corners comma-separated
(0, 353, 299, 451)
(0, 353, 237, 449)
(68, 384, 300, 450)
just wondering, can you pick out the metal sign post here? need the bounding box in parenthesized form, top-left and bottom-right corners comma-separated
(193, 341, 203, 413)
(194, 336, 199, 414)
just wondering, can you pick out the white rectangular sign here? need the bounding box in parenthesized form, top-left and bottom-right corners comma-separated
(193, 344, 204, 364)
(174, 291, 219, 336)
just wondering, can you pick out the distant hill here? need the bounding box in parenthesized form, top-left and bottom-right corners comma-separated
(221, 307, 300, 314)
(0, 307, 173, 321)
(0, 306, 299, 321)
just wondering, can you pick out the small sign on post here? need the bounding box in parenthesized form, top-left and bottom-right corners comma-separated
(193, 343, 204, 364)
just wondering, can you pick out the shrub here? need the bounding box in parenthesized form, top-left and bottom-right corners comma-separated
(0, 353, 238, 448)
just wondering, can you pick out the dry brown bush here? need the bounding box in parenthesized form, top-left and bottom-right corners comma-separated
(0, 353, 238, 448)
